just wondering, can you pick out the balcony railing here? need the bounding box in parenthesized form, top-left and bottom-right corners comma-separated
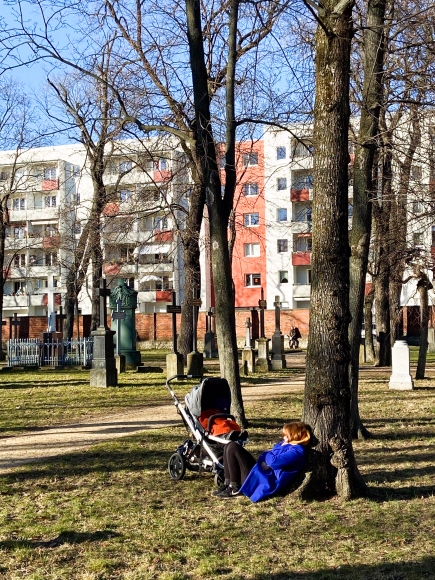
(292, 252, 312, 266)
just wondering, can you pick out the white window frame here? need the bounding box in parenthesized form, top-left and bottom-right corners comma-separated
(277, 178, 287, 191)
(243, 183, 259, 196)
(276, 147, 286, 160)
(244, 213, 260, 227)
(245, 273, 261, 287)
(277, 208, 288, 222)
(244, 243, 260, 257)
(243, 152, 258, 167)
(277, 239, 288, 253)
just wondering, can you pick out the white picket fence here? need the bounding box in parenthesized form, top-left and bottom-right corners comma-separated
(7, 338, 94, 367)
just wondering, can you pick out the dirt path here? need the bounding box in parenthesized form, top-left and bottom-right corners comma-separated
(0, 378, 305, 474)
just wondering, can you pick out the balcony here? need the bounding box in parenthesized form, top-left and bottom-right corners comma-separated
(41, 179, 59, 191)
(154, 230, 173, 242)
(156, 290, 172, 302)
(291, 220, 312, 234)
(42, 235, 60, 249)
(293, 284, 311, 299)
(291, 188, 312, 202)
(153, 170, 172, 183)
(292, 252, 311, 266)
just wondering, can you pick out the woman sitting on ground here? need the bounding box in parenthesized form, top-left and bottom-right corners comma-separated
(214, 421, 311, 502)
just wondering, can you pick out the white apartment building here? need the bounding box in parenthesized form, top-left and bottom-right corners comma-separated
(0, 139, 187, 320)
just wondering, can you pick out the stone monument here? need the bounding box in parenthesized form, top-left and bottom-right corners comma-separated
(109, 279, 141, 369)
(255, 289, 271, 372)
(389, 339, 414, 390)
(90, 279, 118, 387)
(204, 307, 218, 358)
(112, 298, 127, 373)
(186, 288, 203, 377)
(166, 291, 184, 378)
(241, 317, 256, 375)
(270, 296, 286, 370)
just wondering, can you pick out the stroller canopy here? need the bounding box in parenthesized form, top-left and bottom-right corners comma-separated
(185, 377, 232, 418)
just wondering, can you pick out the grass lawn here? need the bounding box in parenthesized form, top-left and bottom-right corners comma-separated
(1, 354, 435, 579)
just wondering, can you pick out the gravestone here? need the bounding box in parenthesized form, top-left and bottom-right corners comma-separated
(90, 279, 118, 387)
(112, 299, 126, 373)
(255, 289, 271, 371)
(109, 279, 141, 369)
(204, 307, 218, 358)
(389, 340, 414, 390)
(186, 289, 203, 377)
(166, 291, 183, 378)
(270, 296, 286, 370)
(241, 317, 255, 375)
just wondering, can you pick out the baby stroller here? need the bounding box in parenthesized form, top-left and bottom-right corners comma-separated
(166, 374, 248, 486)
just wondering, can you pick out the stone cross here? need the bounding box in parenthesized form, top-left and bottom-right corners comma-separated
(10, 313, 21, 339)
(245, 317, 252, 348)
(258, 287, 266, 338)
(56, 306, 67, 334)
(46, 285, 58, 332)
(98, 279, 111, 329)
(273, 295, 282, 333)
(112, 299, 126, 355)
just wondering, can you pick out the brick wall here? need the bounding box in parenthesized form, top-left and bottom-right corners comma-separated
(2, 309, 310, 343)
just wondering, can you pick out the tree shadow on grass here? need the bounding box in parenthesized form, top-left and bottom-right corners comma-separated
(227, 556, 435, 580)
(0, 529, 120, 550)
(0, 380, 88, 390)
(0, 431, 184, 484)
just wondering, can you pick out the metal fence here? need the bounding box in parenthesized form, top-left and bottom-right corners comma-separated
(7, 338, 94, 367)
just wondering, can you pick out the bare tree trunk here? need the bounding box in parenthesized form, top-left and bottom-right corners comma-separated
(185, 0, 246, 426)
(364, 289, 376, 363)
(416, 273, 432, 379)
(299, 0, 366, 500)
(348, 0, 386, 439)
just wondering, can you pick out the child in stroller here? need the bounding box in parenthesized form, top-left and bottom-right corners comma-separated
(166, 375, 248, 485)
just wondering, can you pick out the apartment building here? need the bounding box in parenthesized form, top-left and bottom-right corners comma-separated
(0, 139, 186, 320)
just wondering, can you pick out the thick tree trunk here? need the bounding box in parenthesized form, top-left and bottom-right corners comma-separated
(178, 184, 204, 359)
(185, 0, 246, 426)
(416, 274, 432, 379)
(348, 0, 386, 439)
(300, 0, 366, 500)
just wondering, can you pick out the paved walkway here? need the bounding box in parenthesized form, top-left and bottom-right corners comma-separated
(0, 379, 305, 474)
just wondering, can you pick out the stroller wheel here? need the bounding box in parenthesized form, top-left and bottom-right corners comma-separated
(168, 452, 186, 481)
(214, 470, 225, 487)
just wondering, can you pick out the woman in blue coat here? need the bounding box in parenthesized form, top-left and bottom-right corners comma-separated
(214, 421, 311, 501)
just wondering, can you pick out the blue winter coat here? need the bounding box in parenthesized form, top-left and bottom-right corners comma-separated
(240, 442, 307, 503)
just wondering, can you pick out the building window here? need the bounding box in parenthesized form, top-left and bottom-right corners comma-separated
(244, 243, 260, 257)
(277, 239, 288, 253)
(14, 226, 26, 239)
(276, 147, 286, 160)
(411, 165, 422, 181)
(243, 152, 258, 166)
(294, 236, 312, 252)
(244, 213, 260, 226)
(413, 232, 424, 246)
(154, 216, 168, 230)
(13, 254, 26, 267)
(119, 160, 132, 173)
(45, 195, 57, 208)
(74, 223, 82, 234)
(219, 155, 226, 168)
(73, 165, 81, 177)
(413, 200, 424, 214)
(279, 270, 288, 283)
(45, 225, 58, 237)
(293, 140, 313, 158)
(44, 167, 57, 180)
(120, 189, 134, 202)
(277, 208, 287, 222)
(245, 273, 261, 287)
(292, 174, 314, 190)
(12, 198, 25, 210)
(155, 158, 168, 171)
(277, 177, 287, 191)
(45, 252, 58, 266)
(243, 183, 259, 196)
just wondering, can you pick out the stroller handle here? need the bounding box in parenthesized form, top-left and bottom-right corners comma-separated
(166, 374, 204, 403)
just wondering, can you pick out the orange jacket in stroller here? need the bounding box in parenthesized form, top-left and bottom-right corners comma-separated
(199, 409, 241, 436)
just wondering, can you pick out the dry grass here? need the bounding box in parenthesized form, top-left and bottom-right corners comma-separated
(1, 355, 435, 579)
